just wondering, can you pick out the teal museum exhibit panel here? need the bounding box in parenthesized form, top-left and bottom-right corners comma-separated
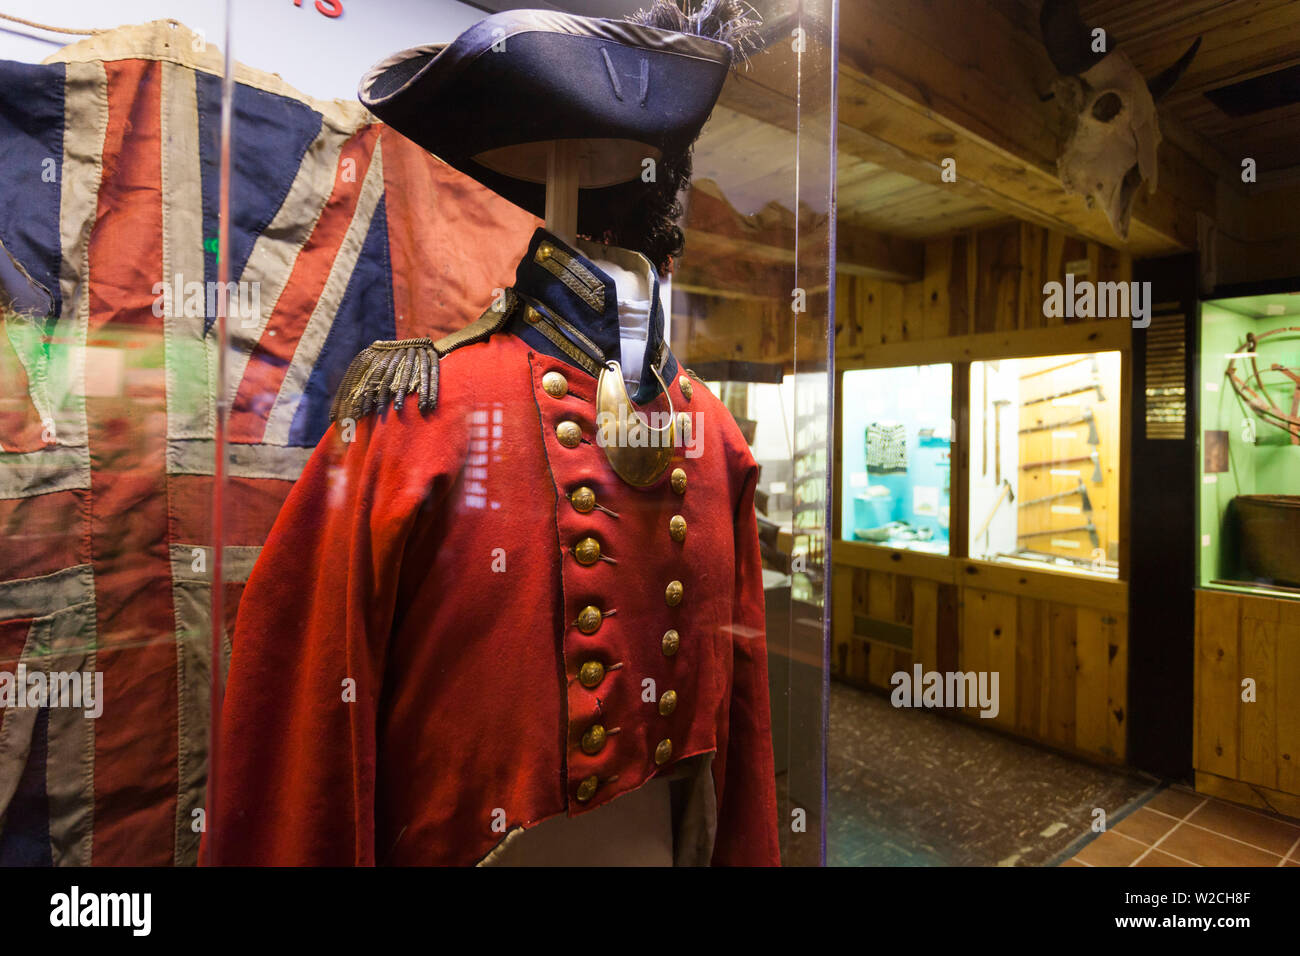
(839, 365, 953, 554)
(1199, 294, 1300, 596)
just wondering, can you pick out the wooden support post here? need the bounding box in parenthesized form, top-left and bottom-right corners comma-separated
(545, 140, 580, 245)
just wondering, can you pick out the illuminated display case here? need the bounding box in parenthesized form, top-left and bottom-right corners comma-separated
(969, 352, 1122, 577)
(839, 365, 953, 555)
(0, 0, 837, 868)
(1199, 294, 1300, 597)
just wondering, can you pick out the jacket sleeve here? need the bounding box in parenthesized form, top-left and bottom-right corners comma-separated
(203, 407, 451, 865)
(711, 462, 781, 866)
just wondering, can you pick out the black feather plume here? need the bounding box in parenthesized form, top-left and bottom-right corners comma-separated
(626, 0, 764, 68)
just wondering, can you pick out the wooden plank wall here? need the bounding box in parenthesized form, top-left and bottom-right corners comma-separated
(831, 550, 1129, 763)
(828, 220, 1134, 765)
(836, 222, 1134, 360)
(1195, 589, 1300, 810)
(678, 220, 1134, 370)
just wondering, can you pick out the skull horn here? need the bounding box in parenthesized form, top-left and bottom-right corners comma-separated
(1147, 37, 1202, 102)
(1040, 0, 1110, 76)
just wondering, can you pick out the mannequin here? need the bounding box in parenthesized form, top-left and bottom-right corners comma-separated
(480, 141, 673, 866)
(206, 6, 780, 869)
(545, 140, 654, 394)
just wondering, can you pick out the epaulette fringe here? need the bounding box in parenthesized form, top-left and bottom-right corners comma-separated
(328, 290, 517, 424)
(329, 338, 438, 423)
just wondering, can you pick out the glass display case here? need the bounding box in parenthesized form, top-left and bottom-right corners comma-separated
(839, 365, 953, 554)
(695, 372, 820, 588)
(1199, 293, 1300, 597)
(968, 352, 1122, 577)
(0, 0, 836, 868)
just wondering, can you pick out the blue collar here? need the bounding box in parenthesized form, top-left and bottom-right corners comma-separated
(509, 228, 677, 403)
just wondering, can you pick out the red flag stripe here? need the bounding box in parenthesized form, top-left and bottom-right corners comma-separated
(85, 59, 178, 866)
(381, 130, 538, 342)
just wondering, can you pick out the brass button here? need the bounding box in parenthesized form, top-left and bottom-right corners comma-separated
(670, 468, 687, 494)
(570, 486, 596, 513)
(556, 421, 582, 448)
(669, 515, 686, 542)
(542, 371, 568, 398)
(659, 690, 677, 716)
(576, 775, 598, 802)
(654, 739, 673, 765)
(661, 629, 680, 657)
(680, 377, 693, 401)
(581, 724, 607, 755)
(573, 537, 601, 566)
(577, 605, 603, 634)
(538, 242, 553, 260)
(524, 305, 541, 325)
(579, 660, 605, 688)
(665, 580, 683, 607)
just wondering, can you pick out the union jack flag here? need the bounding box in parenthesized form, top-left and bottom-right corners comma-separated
(0, 21, 537, 865)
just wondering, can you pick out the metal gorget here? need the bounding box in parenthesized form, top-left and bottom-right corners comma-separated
(596, 359, 676, 488)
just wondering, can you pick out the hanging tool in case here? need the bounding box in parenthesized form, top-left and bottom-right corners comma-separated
(1024, 379, 1105, 406)
(1020, 449, 1102, 483)
(1017, 521, 1100, 549)
(1017, 479, 1094, 513)
(992, 398, 1010, 484)
(1018, 354, 1099, 381)
(1018, 408, 1100, 445)
(974, 478, 1015, 544)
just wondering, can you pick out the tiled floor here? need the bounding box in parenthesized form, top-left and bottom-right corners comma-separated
(828, 683, 1158, 866)
(1064, 785, 1300, 867)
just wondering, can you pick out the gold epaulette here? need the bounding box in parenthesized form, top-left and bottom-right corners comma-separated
(329, 290, 518, 424)
(329, 337, 438, 422)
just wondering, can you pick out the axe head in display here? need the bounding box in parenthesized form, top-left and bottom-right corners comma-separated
(1082, 408, 1099, 445)
(1087, 450, 1101, 483)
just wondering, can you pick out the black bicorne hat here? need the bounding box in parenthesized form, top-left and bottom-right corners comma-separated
(358, 5, 753, 233)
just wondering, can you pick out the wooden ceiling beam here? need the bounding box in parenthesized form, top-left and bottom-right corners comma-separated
(833, 0, 1217, 256)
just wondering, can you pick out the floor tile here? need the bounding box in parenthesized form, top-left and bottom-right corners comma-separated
(1157, 822, 1282, 866)
(1145, 787, 1203, 819)
(1184, 799, 1300, 857)
(826, 683, 1153, 866)
(1114, 807, 1178, 846)
(1074, 831, 1147, 867)
(1134, 848, 1195, 867)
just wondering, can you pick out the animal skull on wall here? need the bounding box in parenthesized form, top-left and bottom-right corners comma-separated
(1040, 0, 1200, 240)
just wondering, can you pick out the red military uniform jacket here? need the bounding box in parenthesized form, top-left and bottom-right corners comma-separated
(205, 228, 779, 865)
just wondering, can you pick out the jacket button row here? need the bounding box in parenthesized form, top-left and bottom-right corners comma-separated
(579, 660, 604, 688)
(570, 486, 595, 513)
(542, 370, 568, 398)
(654, 739, 673, 765)
(573, 536, 601, 565)
(581, 724, 607, 755)
(577, 605, 602, 634)
(556, 421, 582, 448)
